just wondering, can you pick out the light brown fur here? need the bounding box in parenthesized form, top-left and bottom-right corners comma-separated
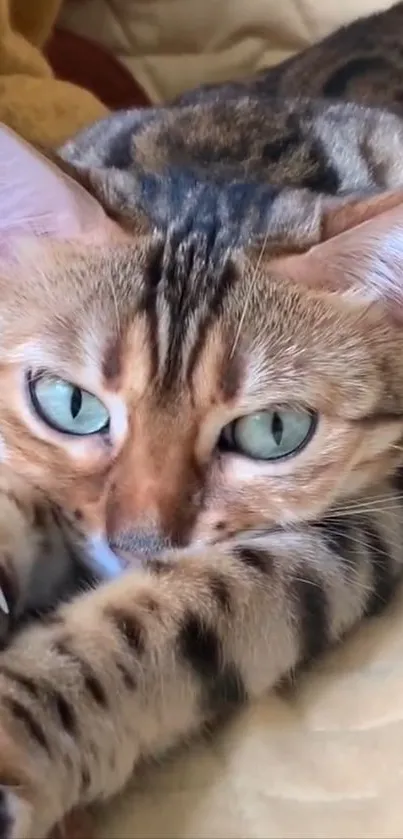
(3, 4, 403, 831)
(0, 184, 400, 837)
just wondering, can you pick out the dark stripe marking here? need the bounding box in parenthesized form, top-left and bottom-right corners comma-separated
(262, 130, 301, 164)
(4, 697, 51, 754)
(84, 674, 108, 707)
(33, 503, 48, 531)
(52, 690, 78, 735)
(293, 573, 329, 662)
(1, 666, 77, 736)
(106, 608, 146, 655)
(141, 242, 164, 379)
(116, 661, 137, 689)
(363, 522, 395, 617)
(302, 138, 341, 194)
(323, 56, 389, 98)
(185, 260, 238, 387)
(55, 638, 108, 708)
(208, 572, 232, 613)
(178, 611, 246, 710)
(235, 545, 272, 574)
(80, 766, 91, 793)
(207, 664, 247, 711)
(0, 668, 39, 699)
(102, 336, 122, 383)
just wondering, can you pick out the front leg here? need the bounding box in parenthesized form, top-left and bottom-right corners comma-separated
(0, 470, 80, 640)
(0, 522, 396, 838)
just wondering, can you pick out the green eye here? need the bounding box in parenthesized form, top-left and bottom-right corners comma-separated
(28, 373, 110, 436)
(220, 408, 316, 461)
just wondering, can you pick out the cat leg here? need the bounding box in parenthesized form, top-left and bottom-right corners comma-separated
(0, 519, 395, 839)
(0, 469, 81, 641)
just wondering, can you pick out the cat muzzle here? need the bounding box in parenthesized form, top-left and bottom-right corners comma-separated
(87, 529, 169, 581)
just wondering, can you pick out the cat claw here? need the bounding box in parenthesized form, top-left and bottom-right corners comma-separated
(0, 589, 9, 616)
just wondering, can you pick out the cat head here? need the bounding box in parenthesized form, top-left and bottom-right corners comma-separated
(1, 125, 403, 575)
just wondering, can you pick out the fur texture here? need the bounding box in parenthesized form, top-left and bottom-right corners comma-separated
(1, 4, 403, 838)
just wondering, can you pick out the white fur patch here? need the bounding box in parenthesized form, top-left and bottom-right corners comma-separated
(0, 433, 9, 463)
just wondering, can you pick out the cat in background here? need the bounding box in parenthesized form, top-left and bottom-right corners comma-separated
(177, 0, 403, 108)
(0, 2, 402, 837)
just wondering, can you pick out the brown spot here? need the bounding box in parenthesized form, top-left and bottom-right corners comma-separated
(137, 592, 161, 615)
(214, 521, 226, 531)
(102, 337, 122, 384)
(33, 502, 47, 530)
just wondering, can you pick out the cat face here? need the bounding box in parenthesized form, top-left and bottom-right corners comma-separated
(1, 126, 403, 572)
(0, 225, 402, 567)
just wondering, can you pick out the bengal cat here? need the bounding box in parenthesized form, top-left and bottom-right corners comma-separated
(1, 2, 403, 837)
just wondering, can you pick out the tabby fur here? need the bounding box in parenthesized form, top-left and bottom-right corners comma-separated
(0, 3, 403, 838)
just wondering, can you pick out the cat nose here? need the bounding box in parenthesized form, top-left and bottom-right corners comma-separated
(105, 436, 204, 546)
(106, 482, 200, 547)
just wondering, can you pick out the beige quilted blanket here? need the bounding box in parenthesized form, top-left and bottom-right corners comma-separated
(60, 1, 403, 836)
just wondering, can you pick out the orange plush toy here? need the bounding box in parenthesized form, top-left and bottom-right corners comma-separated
(0, 0, 108, 147)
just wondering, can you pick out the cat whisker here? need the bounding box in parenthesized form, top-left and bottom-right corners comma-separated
(324, 526, 395, 557)
(106, 272, 121, 335)
(229, 227, 269, 358)
(293, 575, 323, 588)
(324, 495, 403, 516)
(324, 505, 403, 519)
(332, 491, 403, 508)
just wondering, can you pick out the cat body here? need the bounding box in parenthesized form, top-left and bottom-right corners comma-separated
(176, 0, 403, 109)
(0, 3, 403, 838)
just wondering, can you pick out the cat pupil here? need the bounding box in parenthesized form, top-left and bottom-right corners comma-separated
(271, 412, 283, 446)
(70, 388, 82, 420)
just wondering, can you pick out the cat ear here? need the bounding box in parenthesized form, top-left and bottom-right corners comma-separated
(269, 190, 403, 319)
(0, 123, 108, 244)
